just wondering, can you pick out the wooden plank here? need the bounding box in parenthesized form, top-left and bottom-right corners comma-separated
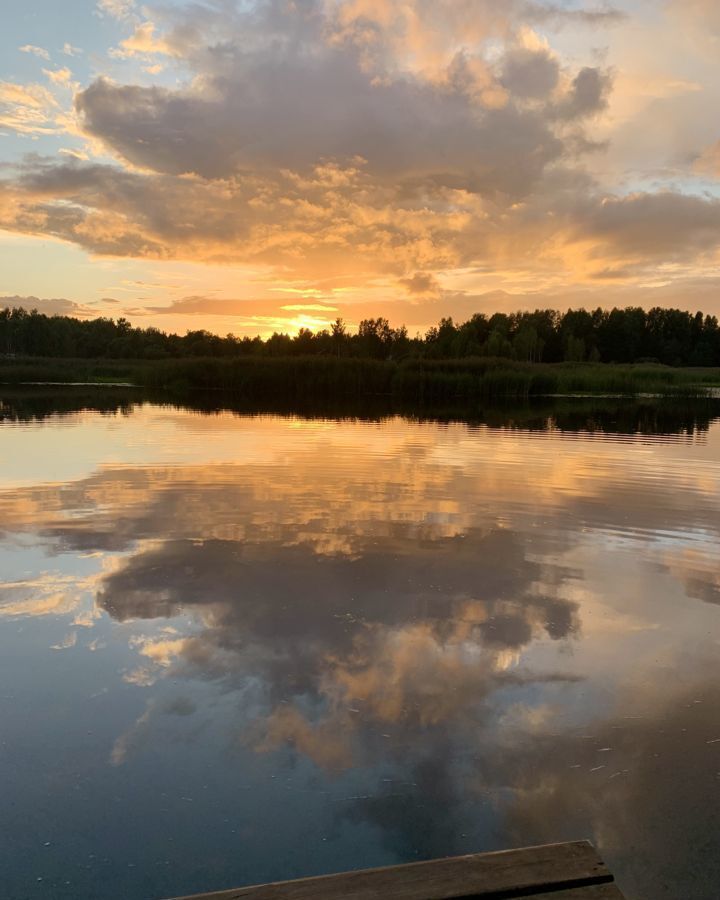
(167, 841, 615, 900)
(530, 885, 627, 900)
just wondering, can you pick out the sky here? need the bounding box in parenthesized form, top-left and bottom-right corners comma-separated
(1, 0, 720, 337)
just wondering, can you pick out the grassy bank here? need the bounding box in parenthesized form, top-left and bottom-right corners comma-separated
(0, 356, 148, 385)
(136, 356, 720, 399)
(3, 355, 720, 399)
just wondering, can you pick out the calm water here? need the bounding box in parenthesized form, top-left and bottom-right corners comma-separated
(1, 392, 719, 900)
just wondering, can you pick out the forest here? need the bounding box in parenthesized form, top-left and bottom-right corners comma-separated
(2, 305, 720, 367)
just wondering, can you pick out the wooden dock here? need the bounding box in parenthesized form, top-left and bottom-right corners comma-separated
(167, 840, 627, 900)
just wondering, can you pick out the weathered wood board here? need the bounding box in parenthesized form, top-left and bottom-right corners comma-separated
(166, 840, 627, 900)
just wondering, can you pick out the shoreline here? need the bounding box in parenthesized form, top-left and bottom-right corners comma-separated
(3, 355, 720, 400)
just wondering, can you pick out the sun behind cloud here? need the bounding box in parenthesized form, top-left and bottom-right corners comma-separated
(1, 0, 720, 336)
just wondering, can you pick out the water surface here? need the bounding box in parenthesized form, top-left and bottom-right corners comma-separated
(1, 392, 719, 900)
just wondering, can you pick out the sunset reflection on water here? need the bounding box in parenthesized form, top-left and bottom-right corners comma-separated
(1, 394, 719, 900)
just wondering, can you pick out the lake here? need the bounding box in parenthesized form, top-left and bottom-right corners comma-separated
(1, 390, 719, 900)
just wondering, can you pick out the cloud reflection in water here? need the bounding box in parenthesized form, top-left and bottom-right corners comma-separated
(0, 400, 719, 899)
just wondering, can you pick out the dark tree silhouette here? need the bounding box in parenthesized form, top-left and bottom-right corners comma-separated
(2, 304, 720, 366)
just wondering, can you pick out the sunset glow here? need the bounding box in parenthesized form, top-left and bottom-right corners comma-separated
(2, 1, 720, 337)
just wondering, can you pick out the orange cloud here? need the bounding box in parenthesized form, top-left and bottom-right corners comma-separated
(1, 0, 719, 320)
(0, 81, 59, 134)
(695, 141, 720, 177)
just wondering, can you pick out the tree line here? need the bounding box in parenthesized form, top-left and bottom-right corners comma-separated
(2, 305, 720, 366)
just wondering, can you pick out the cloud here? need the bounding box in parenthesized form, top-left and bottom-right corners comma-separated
(553, 66, 613, 119)
(280, 303, 337, 312)
(110, 700, 153, 765)
(399, 272, 441, 296)
(74, 67, 571, 188)
(0, 0, 718, 302)
(2, 401, 719, 879)
(62, 43, 82, 57)
(0, 81, 59, 135)
(524, 2, 627, 28)
(573, 191, 720, 258)
(92, 529, 580, 770)
(327, 0, 622, 81)
(500, 46, 560, 99)
(652, 547, 720, 606)
(19, 44, 50, 61)
(138, 296, 262, 317)
(252, 705, 353, 770)
(694, 141, 720, 177)
(485, 677, 720, 899)
(58, 147, 90, 161)
(1, 394, 717, 894)
(0, 146, 610, 284)
(0, 566, 102, 629)
(77, 0, 607, 187)
(51, 630, 78, 650)
(0, 294, 97, 317)
(43, 67, 73, 86)
(0, 575, 84, 619)
(96, 0, 136, 21)
(340, 749, 474, 861)
(131, 634, 190, 668)
(0, 154, 475, 272)
(0, 0, 624, 292)
(110, 22, 175, 59)
(338, 665, 720, 892)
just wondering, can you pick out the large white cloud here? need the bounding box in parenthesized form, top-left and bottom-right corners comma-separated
(75, 0, 613, 190)
(2, 0, 720, 306)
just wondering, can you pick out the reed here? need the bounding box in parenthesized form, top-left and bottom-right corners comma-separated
(3, 354, 719, 399)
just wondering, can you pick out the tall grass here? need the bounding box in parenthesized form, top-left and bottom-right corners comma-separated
(0, 356, 146, 384)
(3, 354, 720, 399)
